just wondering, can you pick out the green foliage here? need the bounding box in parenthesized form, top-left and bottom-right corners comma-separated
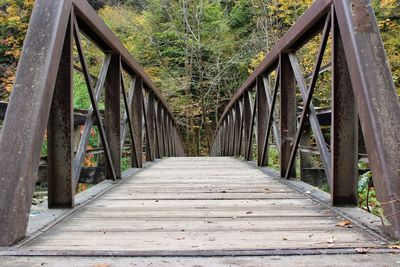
(73, 74, 91, 110)
(358, 171, 384, 217)
(121, 155, 131, 171)
(0, 0, 34, 100)
(268, 147, 280, 171)
(373, 0, 400, 94)
(229, 0, 254, 33)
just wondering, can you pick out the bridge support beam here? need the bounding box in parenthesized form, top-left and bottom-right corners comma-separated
(280, 53, 296, 178)
(334, 0, 400, 238)
(131, 77, 143, 168)
(243, 91, 253, 161)
(47, 13, 74, 208)
(257, 76, 268, 166)
(234, 101, 242, 156)
(145, 92, 156, 161)
(0, 0, 72, 246)
(331, 9, 358, 206)
(105, 54, 121, 179)
(228, 110, 235, 156)
(156, 101, 164, 158)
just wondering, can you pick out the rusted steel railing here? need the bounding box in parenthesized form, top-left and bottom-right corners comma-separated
(0, 0, 185, 245)
(210, 0, 400, 239)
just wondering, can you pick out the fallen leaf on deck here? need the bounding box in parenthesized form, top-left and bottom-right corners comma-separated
(246, 211, 253, 214)
(336, 220, 353, 228)
(388, 244, 400, 249)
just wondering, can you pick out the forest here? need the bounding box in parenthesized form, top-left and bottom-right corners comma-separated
(1, 0, 399, 156)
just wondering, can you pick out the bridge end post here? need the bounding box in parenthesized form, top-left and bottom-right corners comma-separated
(334, 0, 400, 238)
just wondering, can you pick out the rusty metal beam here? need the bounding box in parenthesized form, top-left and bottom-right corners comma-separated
(280, 53, 296, 178)
(73, 55, 110, 186)
(132, 77, 143, 168)
(284, 13, 331, 180)
(334, 0, 400, 238)
(0, 0, 73, 246)
(105, 54, 121, 179)
(260, 66, 280, 167)
(73, 19, 117, 181)
(331, 8, 358, 205)
(47, 12, 74, 208)
(257, 76, 268, 166)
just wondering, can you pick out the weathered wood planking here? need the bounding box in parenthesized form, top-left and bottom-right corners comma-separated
(22, 157, 383, 253)
(2, 254, 400, 267)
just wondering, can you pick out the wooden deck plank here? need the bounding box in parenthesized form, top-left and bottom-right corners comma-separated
(2, 254, 400, 267)
(21, 157, 384, 254)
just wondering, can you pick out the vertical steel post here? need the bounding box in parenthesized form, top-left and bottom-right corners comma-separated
(243, 91, 252, 160)
(145, 92, 155, 162)
(156, 101, 164, 158)
(257, 76, 268, 166)
(222, 119, 228, 156)
(228, 110, 235, 156)
(234, 101, 241, 156)
(280, 53, 296, 178)
(0, 0, 72, 245)
(105, 54, 121, 179)
(164, 115, 170, 156)
(47, 13, 74, 208)
(162, 110, 169, 157)
(132, 76, 143, 168)
(331, 9, 358, 205)
(334, 0, 400, 237)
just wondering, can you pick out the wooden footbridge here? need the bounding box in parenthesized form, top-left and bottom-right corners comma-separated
(1, 0, 400, 266)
